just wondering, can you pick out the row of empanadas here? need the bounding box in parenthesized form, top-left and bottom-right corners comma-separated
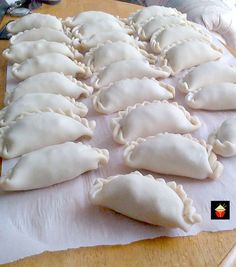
(111, 100, 200, 144)
(5, 72, 93, 105)
(0, 142, 109, 190)
(0, 111, 96, 159)
(90, 171, 202, 231)
(93, 78, 175, 114)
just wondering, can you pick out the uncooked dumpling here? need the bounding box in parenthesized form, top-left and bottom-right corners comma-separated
(124, 133, 223, 179)
(185, 83, 236, 110)
(63, 11, 123, 28)
(3, 40, 82, 64)
(72, 20, 132, 40)
(10, 28, 72, 45)
(0, 111, 96, 159)
(127, 6, 184, 25)
(6, 13, 63, 33)
(160, 39, 222, 75)
(12, 53, 91, 80)
(5, 72, 93, 105)
(90, 171, 202, 231)
(178, 61, 236, 93)
(208, 117, 236, 157)
(84, 41, 156, 72)
(150, 23, 209, 54)
(93, 78, 174, 114)
(0, 142, 109, 191)
(137, 15, 187, 41)
(111, 100, 201, 144)
(77, 31, 138, 53)
(0, 93, 88, 126)
(93, 59, 170, 88)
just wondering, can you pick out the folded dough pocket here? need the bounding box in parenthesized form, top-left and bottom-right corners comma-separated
(12, 53, 91, 80)
(7, 13, 63, 34)
(208, 117, 236, 157)
(93, 78, 174, 114)
(0, 93, 88, 126)
(5, 72, 93, 105)
(93, 59, 170, 89)
(0, 142, 109, 191)
(111, 100, 201, 144)
(89, 171, 202, 232)
(123, 133, 223, 180)
(3, 40, 82, 64)
(0, 111, 96, 159)
(10, 28, 72, 45)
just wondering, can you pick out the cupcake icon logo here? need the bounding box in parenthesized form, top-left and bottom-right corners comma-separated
(215, 204, 226, 218)
(211, 201, 230, 220)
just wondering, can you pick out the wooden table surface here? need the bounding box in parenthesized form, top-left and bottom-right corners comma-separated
(0, 0, 236, 266)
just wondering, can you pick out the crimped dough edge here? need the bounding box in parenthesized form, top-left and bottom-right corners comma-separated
(89, 170, 202, 230)
(92, 78, 175, 114)
(110, 100, 201, 144)
(208, 132, 236, 157)
(159, 38, 223, 75)
(123, 133, 223, 179)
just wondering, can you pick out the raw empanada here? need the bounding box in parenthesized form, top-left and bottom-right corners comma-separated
(93, 78, 175, 114)
(84, 41, 156, 72)
(138, 15, 187, 41)
(77, 31, 138, 53)
(160, 39, 222, 75)
(186, 83, 236, 110)
(63, 11, 122, 28)
(5, 72, 93, 105)
(72, 20, 131, 40)
(6, 13, 63, 34)
(12, 53, 91, 80)
(124, 133, 223, 179)
(127, 6, 184, 25)
(10, 28, 72, 45)
(150, 24, 209, 54)
(0, 142, 109, 191)
(111, 100, 201, 144)
(93, 59, 170, 89)
(0, 111, 96, 159)
(208, 117, 236, 157)
(0, 93, 88, 126)
(178, 61, 236, 93)
(3, 40, 82, 64)
(89, 171, 202, 231)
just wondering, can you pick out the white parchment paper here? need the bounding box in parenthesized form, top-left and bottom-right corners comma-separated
(0, 40, 236, 264)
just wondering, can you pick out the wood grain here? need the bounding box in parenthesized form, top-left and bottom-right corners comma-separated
(0, 1, 236, 266)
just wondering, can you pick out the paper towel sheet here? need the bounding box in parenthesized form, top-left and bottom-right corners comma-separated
(0, 41, 236, 264)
